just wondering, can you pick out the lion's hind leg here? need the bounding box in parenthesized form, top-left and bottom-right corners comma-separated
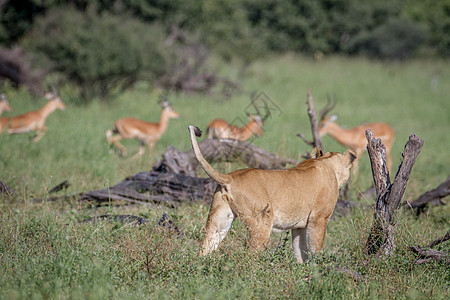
(201, 191, 235, 256)
(243, 203, 274, 252)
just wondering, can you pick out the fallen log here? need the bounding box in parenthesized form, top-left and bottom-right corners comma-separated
(155, 138, 298, 176)
(79, 139, 298, 206)
(81, 213, 184, 237)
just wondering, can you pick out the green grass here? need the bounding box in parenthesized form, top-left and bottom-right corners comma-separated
(0, 55, 449, 299)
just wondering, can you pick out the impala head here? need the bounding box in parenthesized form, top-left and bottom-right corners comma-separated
(159, 97, 180, 119)
(0, 94, 12, 112)
(246, 114, 264, 136)
(248, 114, 264, 127)
(249, 91, 271, 125)
(318, 94, 337, 136)
(319, 115, 338, 136)
(45, 92, 66, 111)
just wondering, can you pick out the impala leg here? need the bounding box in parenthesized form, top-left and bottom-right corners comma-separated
(146, 141, 156, 157)
(202, 191, 235, 256)
(107, 134, 128, 157)
(132, 141, 146, 159)
(292, 228, 309, 263)
(33, 126, 48, 143)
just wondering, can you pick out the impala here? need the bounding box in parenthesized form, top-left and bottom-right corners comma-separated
(206, 98, 270, 142)
(0, 92, 66, 142)
(0, 94, 12, 115)
(318, 98, 395, 174)
(106, 100, 180, 158)
(206, 114, 264, 141)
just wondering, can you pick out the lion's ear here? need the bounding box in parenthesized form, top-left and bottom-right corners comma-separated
(310, 147, 324, 159)
(344, 150, 357, 165)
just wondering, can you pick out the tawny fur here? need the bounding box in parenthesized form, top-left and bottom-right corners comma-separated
(189, 125, 355, 263)
(206, 115, 263, 141)
(106, 103, 179, 158)
(319, 116, 395, 174)
(0, 94, 65, 142)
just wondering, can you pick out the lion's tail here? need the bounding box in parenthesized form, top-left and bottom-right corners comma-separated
(188, 125, 231, 185)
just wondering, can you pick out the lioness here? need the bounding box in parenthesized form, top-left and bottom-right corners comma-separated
(188, 125, 355, 263)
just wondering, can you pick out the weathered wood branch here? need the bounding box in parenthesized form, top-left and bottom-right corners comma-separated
(306, 89, 324, 151)
(408, 231, 450, 264)
(296, 133, 314, 147)
(0, 180, 14, 196)
(366, 130, 424, 255)
(404, 175, 449, 215)
(408, 246, 449, 264)
(428, 230, 450, 248)
(388, 134, 424, 217)
(297, 89, 324, 152)
(80, 171, 217, 207)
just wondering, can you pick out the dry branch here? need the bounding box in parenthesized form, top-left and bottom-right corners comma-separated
(408, 231, 450, 264)
(405, 175, 450, 215)
(428, 231, 450, 248)
(366, 130, 424, 256)
(297, 89, 323, 152)
(0, 180, 14, 196)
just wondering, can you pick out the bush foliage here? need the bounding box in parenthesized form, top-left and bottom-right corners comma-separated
(1, 0, 448, 99)
(23, 7, 171, 99)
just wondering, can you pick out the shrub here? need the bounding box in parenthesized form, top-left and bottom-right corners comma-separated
(23, 6, 172, 100)
(348, 18, 429, 59)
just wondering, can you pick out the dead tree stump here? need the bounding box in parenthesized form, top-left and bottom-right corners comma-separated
(366, 130, 424, 255)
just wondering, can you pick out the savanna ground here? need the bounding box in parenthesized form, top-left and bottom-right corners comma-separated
(0, 55, 449, 299)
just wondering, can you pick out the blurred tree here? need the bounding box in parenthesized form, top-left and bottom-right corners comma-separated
(404, 0, 450, 56)
(0, 0, 61, 45)
(1, 0, 447, 100)
(348, 18, 429, 59)
(22, 6, 171, 100)
(244, 0, 330, 53)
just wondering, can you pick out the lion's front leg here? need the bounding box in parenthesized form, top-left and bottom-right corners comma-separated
(201, 191, 235, 256)
(292, 228, 309, 263)
(306, 217, 329, 258)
